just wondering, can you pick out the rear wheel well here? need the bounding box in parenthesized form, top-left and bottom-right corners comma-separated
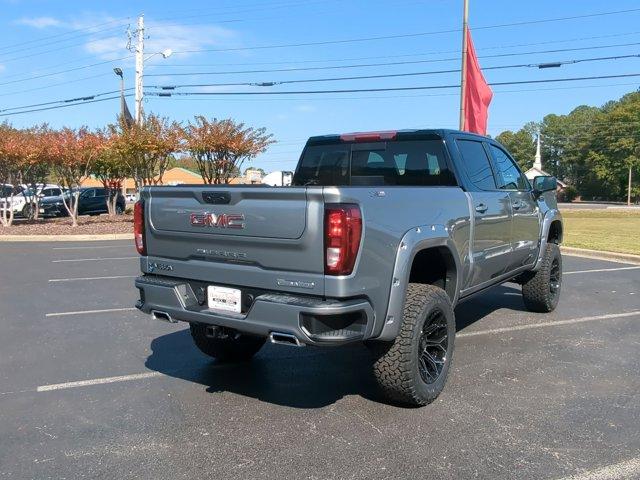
(409, 247, 457, 302)
(548, 220, 563, 244)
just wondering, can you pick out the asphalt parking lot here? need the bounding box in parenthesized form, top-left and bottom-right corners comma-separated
(0, 240, 638, 479)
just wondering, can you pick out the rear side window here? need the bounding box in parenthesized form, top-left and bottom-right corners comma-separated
(294, 140, 457, 187)
(295, 145, 349, 185)
(489, 144, 530, 191)
(456, 140, 497, 190)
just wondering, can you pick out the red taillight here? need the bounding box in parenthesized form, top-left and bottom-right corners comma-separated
(340, 131, 397, 143)
(324, 204, 362, 276)
(133, 200, 146, 255)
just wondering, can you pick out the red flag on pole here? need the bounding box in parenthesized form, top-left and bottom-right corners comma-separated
(463, 28, 493, 135)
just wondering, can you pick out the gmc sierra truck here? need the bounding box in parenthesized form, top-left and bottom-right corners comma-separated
(134, 129, 563, 406)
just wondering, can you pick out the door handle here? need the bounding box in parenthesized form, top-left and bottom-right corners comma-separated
(512, 200, 523, 210)
(475, 203, 488, 213)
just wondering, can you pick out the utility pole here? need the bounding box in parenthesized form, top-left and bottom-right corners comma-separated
(458, 0, 469, 130)
(134, 15, 144, 125)
(628, 165, 633, 206)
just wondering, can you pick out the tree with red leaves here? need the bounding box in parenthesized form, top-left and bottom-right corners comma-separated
(182, 116, 274, 184)
(0, 123, 21, 226)
(110, 114, 181, 188)
(50, 127, 106, 226)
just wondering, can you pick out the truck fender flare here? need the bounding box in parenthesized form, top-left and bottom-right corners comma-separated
(373, 224, 462, 341)
(532, 208, 562, 271)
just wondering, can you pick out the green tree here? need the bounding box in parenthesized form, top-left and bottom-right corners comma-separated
(586, 92, 640, 204)
(495, 127, 536, 169)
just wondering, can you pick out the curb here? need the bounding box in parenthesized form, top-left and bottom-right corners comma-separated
(0, 233, 133, 242)
(561, 246, 640, 265)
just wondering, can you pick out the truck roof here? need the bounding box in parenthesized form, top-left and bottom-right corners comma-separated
(306, 129, 489, 145)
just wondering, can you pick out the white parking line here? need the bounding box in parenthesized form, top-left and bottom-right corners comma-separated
(565, 266, 640, 275)
(45, 307, 137, 317)
(37, 372, 163, 392)
(34, 309, 640, 394)
(458, 311, 640, 338)
(52, 245, 128, 250)
(555, 457, 640, 480)
(49, 275, 137, 283)
(52, 256, 137, 263)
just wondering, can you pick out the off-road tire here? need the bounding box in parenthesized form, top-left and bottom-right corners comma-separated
(522, 242, 562, 313)
(189, 323, 266, 362)
(370, 283, 455, 407)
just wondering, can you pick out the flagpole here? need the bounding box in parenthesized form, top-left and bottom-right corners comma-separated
(459, 0, 469, 130)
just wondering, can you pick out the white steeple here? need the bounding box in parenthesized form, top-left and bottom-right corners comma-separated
(533, 133, 542, 171)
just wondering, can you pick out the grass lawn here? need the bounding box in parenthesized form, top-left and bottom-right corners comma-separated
(560, 209, 640, 255)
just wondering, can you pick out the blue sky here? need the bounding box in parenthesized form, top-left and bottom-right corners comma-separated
(1, 0, 639, 173)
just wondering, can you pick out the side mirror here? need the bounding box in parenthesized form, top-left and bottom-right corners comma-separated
(532, 176, 557, 196)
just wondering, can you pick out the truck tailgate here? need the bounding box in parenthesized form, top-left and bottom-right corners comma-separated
(141, 186, 325, 295)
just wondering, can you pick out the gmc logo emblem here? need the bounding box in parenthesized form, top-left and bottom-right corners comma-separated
(190, 212, 245, 229)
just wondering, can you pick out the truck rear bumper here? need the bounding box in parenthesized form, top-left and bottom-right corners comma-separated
(135, 275, 375, 346)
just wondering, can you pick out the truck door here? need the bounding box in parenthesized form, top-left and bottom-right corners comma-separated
(455, 138, 513, 288)
(488, 143, 540, 270)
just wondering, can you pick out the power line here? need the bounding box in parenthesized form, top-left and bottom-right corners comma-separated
(0, 95, 129, 117)
(146, 41, 640, 78)
(0, 89, 129, 114)
(0, 73, 112, 98)
(0, 23, 128, 59)
(3, 74, 639, 118)
(0, 32, 129, 65)
(0, 55, 134, 88)
(153, 82, 639, 104)
(147, 73, 640, 97)
(148, 30, 640, 69)
(170, 7, 640, 55)
(146, 54, 640, 89)
(5, 33, 639, 89)
(0, 17, 129, 53)
(155, 0, 338, 25)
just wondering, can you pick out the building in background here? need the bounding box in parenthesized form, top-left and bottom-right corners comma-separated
(524, 135, 567, 194)
(81, 166, 272, 194)
(262, 171, 293, 186)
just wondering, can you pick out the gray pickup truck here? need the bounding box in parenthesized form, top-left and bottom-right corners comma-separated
(134, 129, 563, 406)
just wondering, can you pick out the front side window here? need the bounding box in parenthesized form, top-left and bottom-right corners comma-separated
(456, 139, 496, 190)
(490, 145, 529, 191)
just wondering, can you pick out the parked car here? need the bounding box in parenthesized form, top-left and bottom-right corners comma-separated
(0, 184, 64, 218)
(40, 187, 126, 217)
(134, 129, 563, 406)
(1, 184, 14, 197)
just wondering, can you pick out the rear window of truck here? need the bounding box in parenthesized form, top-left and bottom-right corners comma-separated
(293, 140, 457, 187)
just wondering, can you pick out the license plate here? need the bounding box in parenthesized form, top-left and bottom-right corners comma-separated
(39, 209, 45, 213)
(207, 285, 242, 313)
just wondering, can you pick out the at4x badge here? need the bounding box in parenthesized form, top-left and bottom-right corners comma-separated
(190, 212, 245, 229)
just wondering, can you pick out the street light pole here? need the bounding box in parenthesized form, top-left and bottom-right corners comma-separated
(134, 15, 144, 125)
(459, 0, 469, 130)
(113, 67, 125, 118)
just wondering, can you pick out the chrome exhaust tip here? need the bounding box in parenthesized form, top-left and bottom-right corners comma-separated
(269, 332, 304, 347)
(151, 310, 177, 323)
